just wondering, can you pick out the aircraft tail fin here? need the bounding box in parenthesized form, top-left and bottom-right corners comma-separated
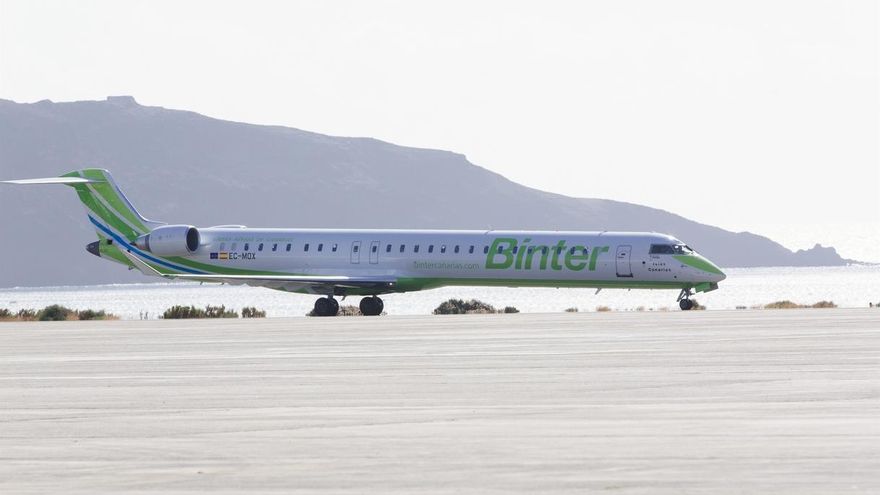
(2, 169, 165, 242)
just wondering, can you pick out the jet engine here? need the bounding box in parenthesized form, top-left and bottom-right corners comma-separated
(133, 225, 200, 256)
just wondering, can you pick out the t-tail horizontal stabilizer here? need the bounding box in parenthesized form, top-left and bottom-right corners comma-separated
(1, 177, 104, 185)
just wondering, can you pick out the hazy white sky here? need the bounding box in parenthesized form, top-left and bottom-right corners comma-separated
(1, 1, 878, 260)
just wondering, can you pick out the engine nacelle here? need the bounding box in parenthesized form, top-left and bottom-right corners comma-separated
(133, 225, 200, 256)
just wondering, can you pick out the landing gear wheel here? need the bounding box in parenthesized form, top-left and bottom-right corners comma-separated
(677, 288, 695, 311)
(359, 296, 384, 316)
(313, 297, 340, 317)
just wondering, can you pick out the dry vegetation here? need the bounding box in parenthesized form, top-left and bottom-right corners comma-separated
(162, 305, 267, 319)
(0, 305, 118, 321)
(764, 300, 837, 309)
(433, 299, 519, 315)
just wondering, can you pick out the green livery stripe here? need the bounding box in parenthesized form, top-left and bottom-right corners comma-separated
(72, 169, 147, 232)
(673, 255, 724, 275)
(84, 170, 148, 232)
(69, 184, 142, 241)
(395, 277, 691, 292)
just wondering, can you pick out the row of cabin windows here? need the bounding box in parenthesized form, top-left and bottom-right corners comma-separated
(216, 241, 589, 257)
(217, 242, 341, 253)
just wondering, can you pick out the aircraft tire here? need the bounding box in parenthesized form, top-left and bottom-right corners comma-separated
(360, 296, 383, 316)
(314, 297, 338, 317)
(679, 299, 694, 311)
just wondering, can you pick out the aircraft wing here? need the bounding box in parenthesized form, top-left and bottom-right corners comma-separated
(120, 249, 397, 293)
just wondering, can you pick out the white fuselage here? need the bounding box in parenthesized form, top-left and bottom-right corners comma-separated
(180, 228, 723, 294)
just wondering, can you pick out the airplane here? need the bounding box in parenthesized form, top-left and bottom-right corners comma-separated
(2, 169, 726, 315)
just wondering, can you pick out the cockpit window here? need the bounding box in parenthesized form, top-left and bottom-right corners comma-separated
(650, 244, 694, 255)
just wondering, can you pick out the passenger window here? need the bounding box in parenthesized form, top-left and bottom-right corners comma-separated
(497, 245, 503, 254)
(286, 243, 291, 252)
(582, 248, 588, 255)
(414, 245, 420, 253)
(399, 244, 405, 253)
(318, 243, 323, 252)
(332, 244, 338, 252)
(244, 243, 250, 251)
(527, 246, 534, 254)
(454, 245, 460, 254)
(440, 245, 447, 254)
(484, 246, 489, 254)
(231, 243, 237, 251)
(569, 247, 575, 255)
(512, 246, 518, 254)
(304, 243, 310, 252)
(219, 242, 226, 251)
(272, 243, 277, 252)
(353, 245, 359, 253)
(469, 245, 474, 254)
(428, 245, 434, 253)
(258, 243, 263, 251)
(386, 244, 392, 253)
(372, 245, 378, 253)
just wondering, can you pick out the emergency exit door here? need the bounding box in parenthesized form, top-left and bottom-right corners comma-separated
(369, 241, 380, 264)
(350, 241, 361, 264)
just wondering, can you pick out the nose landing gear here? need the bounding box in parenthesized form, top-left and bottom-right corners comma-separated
(677, 288, 695, 311)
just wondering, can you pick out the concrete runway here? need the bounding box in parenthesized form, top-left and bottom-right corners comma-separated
(1, 310, 878, 494)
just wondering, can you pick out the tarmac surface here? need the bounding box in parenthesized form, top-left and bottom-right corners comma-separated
(0, 309, 878, 494)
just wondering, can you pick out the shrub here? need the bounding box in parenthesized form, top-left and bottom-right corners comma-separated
(810, 301, 837, 309)
(433, 299, 498, 315)
(763, 300, 837, 309)
(76, 309, 117, 320)
(564, 307, 579, 313)
(38, 304, 75, 321)
(502, 306, 520, 314)
(241, 307, 267, 318)
(595, 305, 612, 312)
(162, 305, 238, 319)
(17, 309, 38, 321)
(764, 300, 803, 309)
(163, 305, 204, 319)
(205, 305, 237, 318)
(338, 305, 363, 316)
(0, 308, 11, 319)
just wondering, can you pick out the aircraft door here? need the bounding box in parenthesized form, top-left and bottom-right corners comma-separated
(616, 245, 633, 277)
(350, 241, 361, 264)
(369, 240, 379, 264)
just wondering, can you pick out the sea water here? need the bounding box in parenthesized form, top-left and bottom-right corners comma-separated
(1, 265, 877, 320)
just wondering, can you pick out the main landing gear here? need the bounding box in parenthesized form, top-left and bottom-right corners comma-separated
(677, 288, 695, 311)
(311, 296, 384, 316)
